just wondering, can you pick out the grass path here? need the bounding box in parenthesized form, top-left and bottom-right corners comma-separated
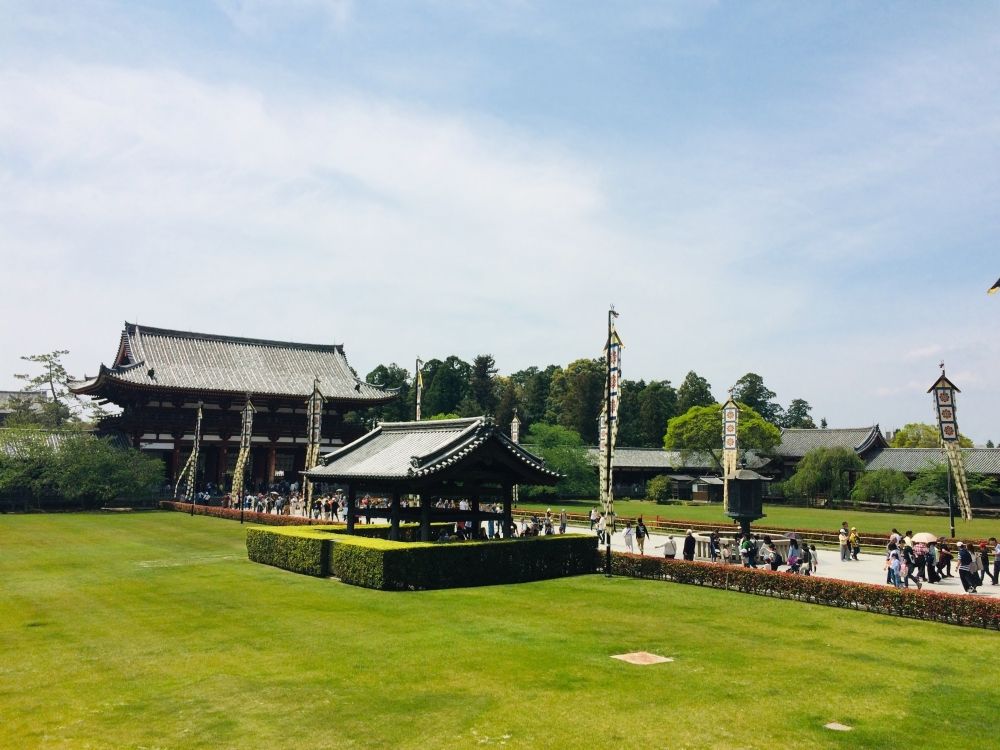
(0, 512, 993, 748)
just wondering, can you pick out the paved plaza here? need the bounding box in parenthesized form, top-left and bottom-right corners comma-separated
(571, 524, 1000, 600)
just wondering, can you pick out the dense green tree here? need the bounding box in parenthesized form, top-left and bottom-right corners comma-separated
(783, 447, 863, 500)
(469, 354, 499, 415)
(13, 350, 87, 427)
(422, 356, 471, 416)
(782, 398, 816, 429)
(510, 365, 557, 432)
(663, 403, 780, 471)
(615, 379, 645, 447)
(732, 372, 782, 425)
(545, 358, 604, 444)
(820, 417, 828, 429)
(891, 422, 973, 448)
(637, 379, 677, 448)
(988, 440, 996, 449)
(645, 474, 673, 504)
(850, 468, 909, 506)
(494, 377, 520, 432)
(905, 463, 998, 504)
(0, 430, 162, 505)
(675, 371, 715, 414)
(365, 363, 412, 422)
(521, 423, 593, 498)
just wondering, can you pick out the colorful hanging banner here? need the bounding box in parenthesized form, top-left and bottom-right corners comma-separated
(415, 358, 424, 421)
(599, 311, 623, 514)
(721, 395, 739, 513)
(928, 366, 972, 521)
(303, 379, 325, 507)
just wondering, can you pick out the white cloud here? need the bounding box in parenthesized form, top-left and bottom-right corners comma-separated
(214, 0, 353, 34)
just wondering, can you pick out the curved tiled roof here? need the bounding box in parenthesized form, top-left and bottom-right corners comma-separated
(775, 426, 886, 458)
(866, 448, 1000, 475)
(582, 446, 770, 472)
(70, 323, 398, 403)
(305, 417, 561, 484)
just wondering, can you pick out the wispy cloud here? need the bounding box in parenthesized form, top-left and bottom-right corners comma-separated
(214, 0, 353, 35)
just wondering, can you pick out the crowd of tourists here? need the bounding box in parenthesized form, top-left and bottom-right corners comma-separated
(878, 527, 999, 594)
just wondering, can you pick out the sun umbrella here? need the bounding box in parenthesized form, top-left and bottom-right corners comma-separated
(912, 532, 938, 544)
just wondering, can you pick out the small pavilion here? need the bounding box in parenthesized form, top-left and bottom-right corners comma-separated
(303, 417, 561, 541)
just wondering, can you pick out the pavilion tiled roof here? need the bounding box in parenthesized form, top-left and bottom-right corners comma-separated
(774, 426, 886, 458)
(305, 417, 561, 484)
(70, 323, 397, 403)
(866, 447, 1000, 475)
(583, 446, 771, 472)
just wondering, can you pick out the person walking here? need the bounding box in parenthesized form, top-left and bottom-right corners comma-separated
(957, 542, 977, 593)
(623, 522, 634, 553)
(590, 506, 599, 530)
(559, 509, 568, 535)
(839, 527, 850, 561)
(991, 537, 1000, 586)
(635, 517, 649, 556)
(849, 527, 861, 560)
(902, 544, 922, 590)
(800, 543, 813, 576)
(682, 529, 696, 562)
(937, 540, 954, 578)
(596, 513, 607, 545)
(977, 542, 996, 586)
(656, 535, 677, 559)
(885, 544, 902, 588)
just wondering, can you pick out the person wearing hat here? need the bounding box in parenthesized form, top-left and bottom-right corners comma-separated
(838, 525, 850, 561)
(957, 542, 977, 594)
(682, 529, 696, 561)
(848, 527, 861, 560)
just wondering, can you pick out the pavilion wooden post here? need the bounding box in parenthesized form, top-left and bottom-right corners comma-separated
(471, 493, 481, 539)
(390, 491, 401, 540)
(346, 485, 356, 533)
(502, 482, 514, 538)
(420, 495, 431, 542)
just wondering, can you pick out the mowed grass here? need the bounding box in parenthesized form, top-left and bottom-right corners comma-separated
(517, 498, 1000, 539)
(0, 513, 992, 749)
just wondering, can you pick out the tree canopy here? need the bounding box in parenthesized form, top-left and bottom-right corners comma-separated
(783, 447, 863, 500)
(850, 468, 909, 506)
(782, 398, 816, 429)
(890, 422, 973, 449)
(521, 423, 592, 498)
(663, 402, 781, 470)
(675, 371, 715, 414)
(732, 372, 782, 425)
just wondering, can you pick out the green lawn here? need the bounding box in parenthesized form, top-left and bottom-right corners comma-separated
(517, 498, 1000, 539)
(0, 512, 992, 749)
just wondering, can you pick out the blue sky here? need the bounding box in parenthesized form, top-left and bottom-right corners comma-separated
(1, 1, 998, 441)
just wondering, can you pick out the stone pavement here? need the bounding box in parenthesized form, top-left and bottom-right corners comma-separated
(568, 523, 1000, 600)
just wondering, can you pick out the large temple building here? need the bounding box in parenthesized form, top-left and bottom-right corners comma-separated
(71, 323, 398, 489)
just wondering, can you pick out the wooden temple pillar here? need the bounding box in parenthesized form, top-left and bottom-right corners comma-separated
(170, 437, 183, 486)
(217, 442, 229, 488)
(389, 491, 401, 541)
(502, 482, 514, 538)
(346, 485, 356, 533)
(266, 440, 277, 486)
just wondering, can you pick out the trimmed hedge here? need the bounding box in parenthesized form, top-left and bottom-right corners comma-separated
(332, 534, 599, 591)
(246, 526, 339, 576)
(610, 552, 1000, 630)
(160, 501, 335, 526)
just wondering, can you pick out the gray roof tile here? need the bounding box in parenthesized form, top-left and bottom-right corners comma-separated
(866, 447, 1000, 475)
(305, 417, 560, 483)
(71, 323, 397, 402)
(775, 426, 886, 458)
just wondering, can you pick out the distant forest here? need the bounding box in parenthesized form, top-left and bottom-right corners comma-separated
(356, 356, 819, 448)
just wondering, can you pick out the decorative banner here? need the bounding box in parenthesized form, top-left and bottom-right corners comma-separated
(230, 400, 256, 503)
(415, 357, 424, 421)
(511, 412, 520, 505)
(721, 394, 739, 513)
(928, 366, 972, 521)
(174, 405, 203, 503)
(303, 379, 325, 507)
(599, 310, 623, 516)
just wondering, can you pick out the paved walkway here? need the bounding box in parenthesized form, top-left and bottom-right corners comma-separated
(569, 524, 1000, 600)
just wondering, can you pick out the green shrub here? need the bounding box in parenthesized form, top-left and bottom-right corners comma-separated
(646, 475, 672, 503)
(332, 534, 598, 591)
(246, 526, 335, 576)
